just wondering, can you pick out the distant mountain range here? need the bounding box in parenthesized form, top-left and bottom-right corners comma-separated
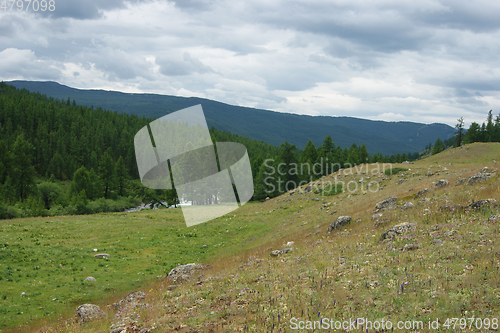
(6, 80, 455, 155)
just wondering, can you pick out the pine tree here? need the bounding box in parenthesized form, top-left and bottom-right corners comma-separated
(99, 152, 115, 199)
(455, 117, 464, 147)
(431, 137, 444, 155)
(114, 156, 128, 197)
(11, 133, 36, 202)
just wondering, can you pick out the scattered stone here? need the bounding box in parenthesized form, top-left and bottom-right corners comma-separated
(379, 222, 416, 242)
(414, 189, 428, 199)
(21, 292, 26, 297)
(167, 263, 205, 284)
(304, 185, 313, 192)
(455, 178, 467, 185)
(398, 179, 407, 184)
(444, 230, 457, 237)
(401, 202, 414, 210)
(93, 253, 110, 259)
(439, 205, 463, 213)
(202, 244, 207, 248)
(467, 199, 498, 210)
(74, 304, 106, 324)
(85, 277, 96, 282)
(270, 248, 292, 256)
(488, 214, 500, 222)
(402, 161, 413, 164)
(435, 179, 449, 188)
(265, 197, 270, 201)
(254, 276, 265, 282)
(403, 243, 418, 251)
(375, 197, 398, 210)
(432, 239, 444, 245)
(420, 198, 431, 203)
(467, 173, 493, 185)
(481, 167, 490, 173)
(326, 216, 352, 233)
(166, 285, 177, 291)
(285, 241, 295, 247)
(372, 213, 383, 220)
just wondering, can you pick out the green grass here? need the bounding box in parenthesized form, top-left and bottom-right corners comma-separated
(314, 184, 343, 196)
(384, 167, 408, 175)
(0, 204, 276, 330)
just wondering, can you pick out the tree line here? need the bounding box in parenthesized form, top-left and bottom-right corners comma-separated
(0, 82, 419, 218)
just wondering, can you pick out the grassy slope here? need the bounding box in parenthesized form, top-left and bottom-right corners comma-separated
(4, 142, 500, 332)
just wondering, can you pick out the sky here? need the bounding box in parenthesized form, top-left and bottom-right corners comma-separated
(1, 0, 499, 127)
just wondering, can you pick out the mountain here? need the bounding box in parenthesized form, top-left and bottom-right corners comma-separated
(6, 80, 455, 155)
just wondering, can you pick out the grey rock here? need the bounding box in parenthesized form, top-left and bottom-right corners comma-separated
(375, 197, 398, 210)
(113, 291, 146, 311)
(21, 292, 26, 297)
(432, 239, 444, 245)
(414, 189, 428, 199)
(439, 205, 463, 212)
(398, 179, 407, 185)
(74, 304, 106, 324)
(435, 179, 449, 188)
(93, 253, 110, 259)
(270, 248, 292, 256)
(304, 185, 313, 192)
(455, 178, 467, 185)
(403, 243, 418, 251)
(372, 213, 383, 220)
(467, 199, 498, 210)
(167, 263, 205, 284)
(326, 216, 352, 233)
(85, 276, 96, 282)
(401, 202, 414, 210)
(110, 328, 126, 333)
(467, 173, 493, 185)
(379, 222, 416, 242)
(481, 167, 490, 173)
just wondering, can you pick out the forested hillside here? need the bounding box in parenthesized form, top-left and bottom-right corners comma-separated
(0, 82, 418, 219)
(7, 80, 456, 155)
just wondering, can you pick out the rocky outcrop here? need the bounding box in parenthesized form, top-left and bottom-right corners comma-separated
(455, 178, 467, 186)
(375, 197, 398, 211)
(74, 304, 106, 324)
(167, 263, 205, 284)
(467, 173, 493, 185)
(414, 189, 428, 199)
(326, 216, 352, 233)
(379, 222, 416, 242)
(466, 199, 498, 210)
(93, 253, 110, 259)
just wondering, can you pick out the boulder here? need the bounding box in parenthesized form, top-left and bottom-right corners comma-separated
(401, 202, 414, 210)
(467, 173, 493, 185)
(326, 216, 352, 233)
(84, 277, 96, 282)
(467, 199, 498, 210)
(435, 179, 449, 188)
(167, 263, 205, 284)
(375, 197, 398, 210)
(455, 178, 467, 186)
(379, 222, 416, 242)
(74, 304, 106, 324)
(403, 243, 418, 251)
(414, 189, 428, 199)
(93, 253, 110, 259)
(113, 291, 146, 311)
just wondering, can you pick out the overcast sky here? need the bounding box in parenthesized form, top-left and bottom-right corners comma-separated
(1, 0, 499, 127)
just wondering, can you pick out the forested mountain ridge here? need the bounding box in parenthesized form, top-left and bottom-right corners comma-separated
(6, 80, 455, 155)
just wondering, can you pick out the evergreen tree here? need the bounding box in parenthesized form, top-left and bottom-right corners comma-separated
(11, 134, 36, 202)
(99, 152, 115, 199)
(455, 117, 464, 147)
(114, 156, 128, 197)
(431, 137, 444, 155)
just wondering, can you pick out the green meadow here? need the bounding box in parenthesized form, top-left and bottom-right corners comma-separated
(0, 203, 283, 330)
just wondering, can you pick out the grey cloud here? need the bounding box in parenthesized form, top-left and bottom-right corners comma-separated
(0, 48, 61, 80)
(34, 0, 149, 20)
(157, 53, 215, 77)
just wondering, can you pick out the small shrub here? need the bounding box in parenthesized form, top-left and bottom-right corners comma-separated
(384, 167, 407, 176)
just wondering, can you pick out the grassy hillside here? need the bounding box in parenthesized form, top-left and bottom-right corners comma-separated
(6, 81, 455, 155)
(1, 142, 498, 332)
